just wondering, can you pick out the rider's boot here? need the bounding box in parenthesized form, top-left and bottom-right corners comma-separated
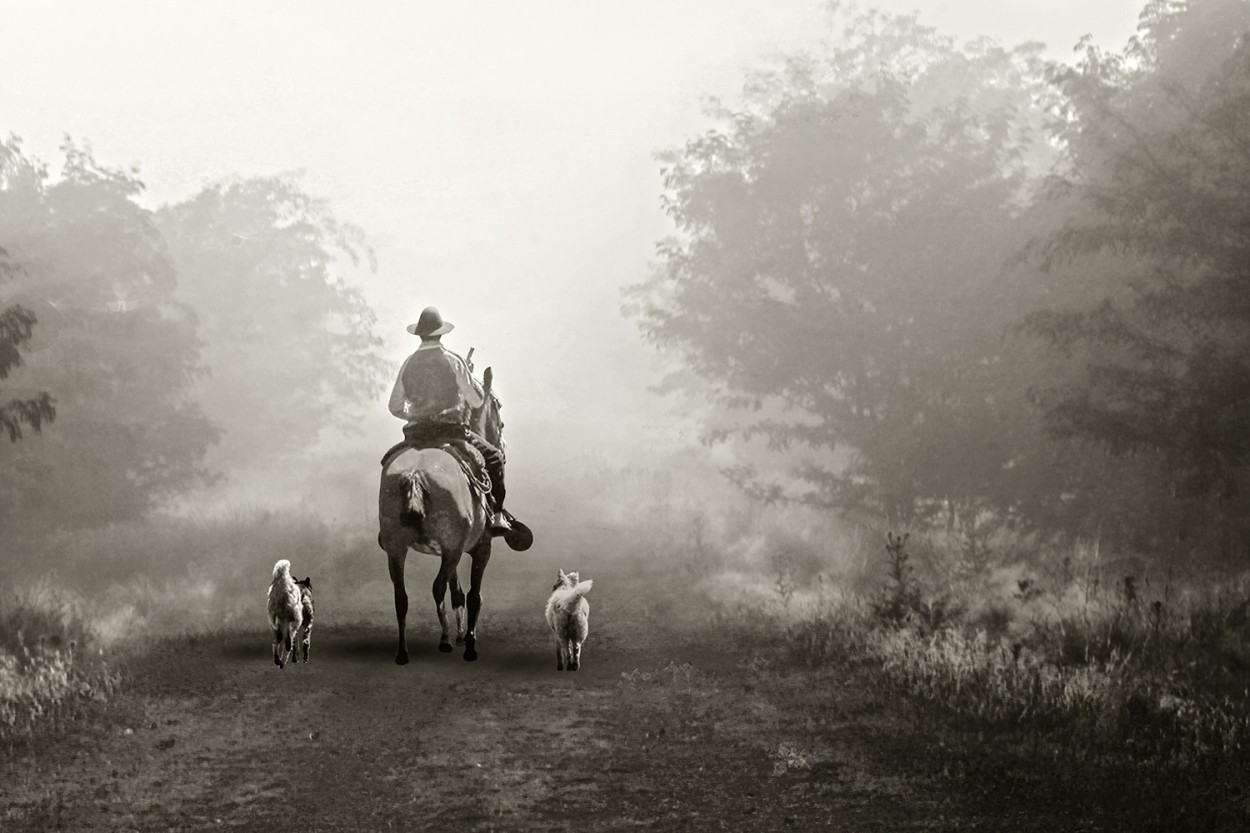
(490, 508, 513, 536)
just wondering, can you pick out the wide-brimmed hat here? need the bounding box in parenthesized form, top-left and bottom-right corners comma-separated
(406, 306, 454, 337)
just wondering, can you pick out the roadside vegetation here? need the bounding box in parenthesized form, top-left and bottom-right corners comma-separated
(0, 580, 120, 746)
(0, 507, 379, 744)
(2, 465, 1248, 829)
(571, 455, 1250, 828)
(646, 499, 1250, 829)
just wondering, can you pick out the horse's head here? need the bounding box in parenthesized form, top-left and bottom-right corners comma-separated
(472, 366, 504, 448)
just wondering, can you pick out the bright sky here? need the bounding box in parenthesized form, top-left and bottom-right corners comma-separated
(0, 0, 1146, 479)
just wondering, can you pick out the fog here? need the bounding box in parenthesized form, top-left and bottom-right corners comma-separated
(7, 11, 1250, 826)
(0, 1, 1187, 548)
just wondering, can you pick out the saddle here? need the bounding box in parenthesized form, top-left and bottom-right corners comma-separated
(381, 427, 494, 509)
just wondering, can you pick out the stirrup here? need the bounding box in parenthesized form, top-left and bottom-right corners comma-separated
(489, 511, 513, 535)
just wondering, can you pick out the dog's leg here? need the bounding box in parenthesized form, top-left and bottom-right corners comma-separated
(301, 620, 312, 664)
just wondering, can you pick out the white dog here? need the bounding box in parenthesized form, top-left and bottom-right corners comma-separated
(267, 559, 314, 668)
(545, 569, 593, 671)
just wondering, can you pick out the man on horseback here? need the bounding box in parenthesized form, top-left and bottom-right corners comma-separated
(388, 306, 512, 536)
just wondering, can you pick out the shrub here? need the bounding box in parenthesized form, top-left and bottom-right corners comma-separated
(0, 582, 120, 742)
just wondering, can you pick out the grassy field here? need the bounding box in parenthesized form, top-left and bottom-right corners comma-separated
(2, 483, 1248, 828)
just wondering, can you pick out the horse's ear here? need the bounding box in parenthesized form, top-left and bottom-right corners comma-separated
(557, 569, 567, 581)
(483, 366, 493, 387)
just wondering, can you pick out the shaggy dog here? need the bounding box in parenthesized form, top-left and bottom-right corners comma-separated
(267, 559, 314, 668)
(545, 569, 593, 671)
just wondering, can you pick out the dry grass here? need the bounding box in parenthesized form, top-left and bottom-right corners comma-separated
(0, 581, 121, 744)
(0, 506, 378, 740)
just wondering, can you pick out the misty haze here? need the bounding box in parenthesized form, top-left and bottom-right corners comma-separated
(2, 1, 1249, 831)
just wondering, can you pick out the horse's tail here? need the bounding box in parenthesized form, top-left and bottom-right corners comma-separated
(401, 469, 427, 527)
(571, 579, 593, 599)
(272, 559, 292, 579)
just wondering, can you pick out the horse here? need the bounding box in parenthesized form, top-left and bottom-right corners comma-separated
(376, 367, 504, 664)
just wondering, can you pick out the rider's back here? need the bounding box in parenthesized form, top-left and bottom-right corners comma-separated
(400, 345, 468, 425)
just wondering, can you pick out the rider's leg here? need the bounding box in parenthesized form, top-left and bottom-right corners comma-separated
(487, 454, 511, 534)
(465, 429, 512, 534)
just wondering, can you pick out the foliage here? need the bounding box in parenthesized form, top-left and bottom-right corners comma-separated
(0, 581, 121, 742)
(0, 137, 218, 531)
(0, 294, 55, 443)
(2, 505, 383, 647)
(628, 7, 1060, 525)
(1023, 0, 1250, 551)
(155, 174, 388, 472)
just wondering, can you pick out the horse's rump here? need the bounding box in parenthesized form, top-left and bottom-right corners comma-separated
(382, 438, 493, 511)
(380, 447, 490, 547)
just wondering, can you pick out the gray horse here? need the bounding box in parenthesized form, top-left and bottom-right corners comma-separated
(377, 368, 508, 664)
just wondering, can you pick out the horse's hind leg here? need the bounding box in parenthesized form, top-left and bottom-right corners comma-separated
(433, 553, 458, 653)
(300, 620, 312, 663)
(386, 545, 411, 665)
(463, 539, 492, 662)
(272, 628, 284, 668)
(450, 570, 466, 646)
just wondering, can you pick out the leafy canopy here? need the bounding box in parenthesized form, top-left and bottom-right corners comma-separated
(629, 8, 1053, 523)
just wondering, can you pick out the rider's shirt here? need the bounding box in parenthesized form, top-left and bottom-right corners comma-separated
(388, 341, 484, 426)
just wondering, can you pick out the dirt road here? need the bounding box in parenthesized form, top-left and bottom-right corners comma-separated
(2, 559, 1087, 833)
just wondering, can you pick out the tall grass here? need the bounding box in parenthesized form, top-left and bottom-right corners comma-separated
(618, 480, 1250, 780)
(0, 580, 121, 743)
(0, 505, 381, 739)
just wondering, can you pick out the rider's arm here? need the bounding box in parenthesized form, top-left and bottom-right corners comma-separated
(388, 357, 412, 419)
(450, 355, 484, 409)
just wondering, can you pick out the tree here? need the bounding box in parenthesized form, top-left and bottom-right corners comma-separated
(0, 137, 218, 530)
(156, 174, 388, 480)
(1023, 0, 1250, 554)
(628, 8, 1055, 525)
(0, 246, 56, 442)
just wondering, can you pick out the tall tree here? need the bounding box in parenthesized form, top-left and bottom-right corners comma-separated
(1024, 0, 1250, 553)
(0, 138, 217, 530)
(629, 8, 1054, 525)
(156, 175, 388, 478)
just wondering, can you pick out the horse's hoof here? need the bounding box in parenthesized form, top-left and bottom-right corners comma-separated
(438, 642, 453, 653)
(463, 651, 478, 662)
(455, 635, 465, 646)
(569, 664, 579, 671)
(395, 653, 409, 666)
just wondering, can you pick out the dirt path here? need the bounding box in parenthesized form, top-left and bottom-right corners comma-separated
(2, 570, 1081, 833)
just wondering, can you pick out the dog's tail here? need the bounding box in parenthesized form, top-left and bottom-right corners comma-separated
(272, 559, 292, 579)
(401, 469, 427, 526)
